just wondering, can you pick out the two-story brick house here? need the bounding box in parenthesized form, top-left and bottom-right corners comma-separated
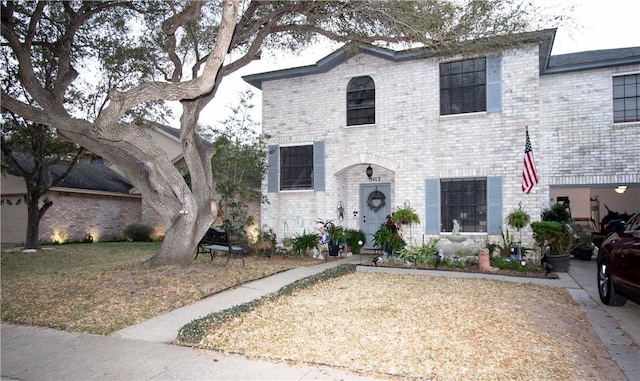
(243, 29, 639, 249)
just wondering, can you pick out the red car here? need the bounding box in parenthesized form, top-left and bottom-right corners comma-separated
(598, 212, 640, 306)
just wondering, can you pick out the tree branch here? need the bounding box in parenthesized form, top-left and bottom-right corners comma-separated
(94, 0, 238, 133)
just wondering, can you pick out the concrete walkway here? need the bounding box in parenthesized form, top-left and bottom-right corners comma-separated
(2, 256, 638, 381)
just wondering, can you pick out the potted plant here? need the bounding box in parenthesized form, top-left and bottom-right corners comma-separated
(392, 205, 420, 227)
(506, 203, 531, 233)
(252, 226, 276, 257)
(506, 203, 530, 260)
(344, 228, 366, 254)
(292, 232, 320, 257)
(282, 237, 293, 249)
(541, 203, 572, 224)
(573, 225, 595, 261)
(531, 220, 578, 272)
(373, 222, 405, 257)
(326, 223, 345, 257)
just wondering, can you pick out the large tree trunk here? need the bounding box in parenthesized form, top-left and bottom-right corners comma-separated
(145, 199, 219, 266)
(148, 220, 199, 266)
(24, 193, 52, 249)
(24, 199, 40, 249)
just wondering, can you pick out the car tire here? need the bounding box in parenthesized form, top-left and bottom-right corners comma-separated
(598, 256, 627, 306)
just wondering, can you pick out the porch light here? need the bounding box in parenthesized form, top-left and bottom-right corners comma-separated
(614, 186, 627, 194)
(366, 165, 373, 179)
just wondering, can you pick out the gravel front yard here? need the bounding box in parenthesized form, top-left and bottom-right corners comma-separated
(199, 271, 625, 380)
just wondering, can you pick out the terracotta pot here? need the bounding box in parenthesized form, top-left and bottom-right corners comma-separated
(478, 249, 498, 273)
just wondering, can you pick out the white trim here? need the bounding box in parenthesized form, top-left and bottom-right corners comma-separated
(612, 70, 640, 77)
(49, 187, 142, 198)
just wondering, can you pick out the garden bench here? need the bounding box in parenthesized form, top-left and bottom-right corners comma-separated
(195, 226, 249, 266)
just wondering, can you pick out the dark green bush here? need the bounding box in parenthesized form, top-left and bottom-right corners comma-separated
(122, 223, 154, 242)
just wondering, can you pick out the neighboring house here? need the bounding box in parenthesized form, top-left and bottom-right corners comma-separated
(0, 123, 176, 246)
(243, 28, 640, 249)
(1, 122, 188, 245)
(1, 158, 141, 245)
(1, 121, 262, 246)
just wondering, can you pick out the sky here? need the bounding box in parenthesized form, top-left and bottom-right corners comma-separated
(195, 0, 640, 129)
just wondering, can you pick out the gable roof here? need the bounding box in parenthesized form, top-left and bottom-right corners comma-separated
(544, 47, 640, 75)
(52, 162, 133, 193)
(242, 29, 640, 88)
(243, 29, 556, 89)
(8, 153, 133, 193)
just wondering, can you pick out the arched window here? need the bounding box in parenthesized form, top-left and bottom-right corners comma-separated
(346, 76, 375, 126)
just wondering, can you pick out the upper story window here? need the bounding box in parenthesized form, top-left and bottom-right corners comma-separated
(613, 73, 639, 123)
(440, 177, 487, 233)
(280, 145, 313, 190)
(347, 76, 375, 126)
(440, 58, 487, 115)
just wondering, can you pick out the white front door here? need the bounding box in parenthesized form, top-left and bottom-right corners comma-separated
(360, 183, 391, 249)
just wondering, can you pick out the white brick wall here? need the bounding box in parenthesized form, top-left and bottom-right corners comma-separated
(260, 43, 640, 246)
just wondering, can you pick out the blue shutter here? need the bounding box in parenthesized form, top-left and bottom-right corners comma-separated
(486, 176, 503, 234)
(424, 179, 440, 234)
(486, 55, 502, 113)
(313, 141, 325, 191)
(267, 145, 279, 193)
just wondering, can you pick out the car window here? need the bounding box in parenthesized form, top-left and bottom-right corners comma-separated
(625, 213, 640, 232)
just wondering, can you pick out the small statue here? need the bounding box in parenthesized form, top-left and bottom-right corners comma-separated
(452, 219, 460, 235)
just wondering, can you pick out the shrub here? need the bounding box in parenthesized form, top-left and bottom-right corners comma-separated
(399, 238, 440, 264)
(291, 232, 320, 257)
(122, 223, 154, 242)
(344, 228, 366, 253)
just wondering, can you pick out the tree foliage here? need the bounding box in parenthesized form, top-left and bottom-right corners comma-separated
(200, 90, 268, 242)
(0, 0, 563, 265)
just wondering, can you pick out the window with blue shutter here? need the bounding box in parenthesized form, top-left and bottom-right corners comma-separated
(440, 178, 487, 232)
(439, 56, 502, 115)
(425, 176, 502, 234)
(440, 58, 486, 115)
(268, 141, 326, 192)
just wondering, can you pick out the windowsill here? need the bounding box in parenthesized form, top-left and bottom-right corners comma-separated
(279, 189, 315, 193)
(612, 121, 640, 129)
(345, 123, 377, 129)
(440, 232, 488, 236)
(439, 111, 487, 120)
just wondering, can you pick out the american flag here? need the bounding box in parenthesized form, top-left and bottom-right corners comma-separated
(522, 127, 538, 193)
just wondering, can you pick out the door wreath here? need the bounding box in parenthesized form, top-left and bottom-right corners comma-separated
(367, 190, 386, 212)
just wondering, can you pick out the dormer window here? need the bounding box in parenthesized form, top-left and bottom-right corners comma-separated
(347, 76, 375, 126)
